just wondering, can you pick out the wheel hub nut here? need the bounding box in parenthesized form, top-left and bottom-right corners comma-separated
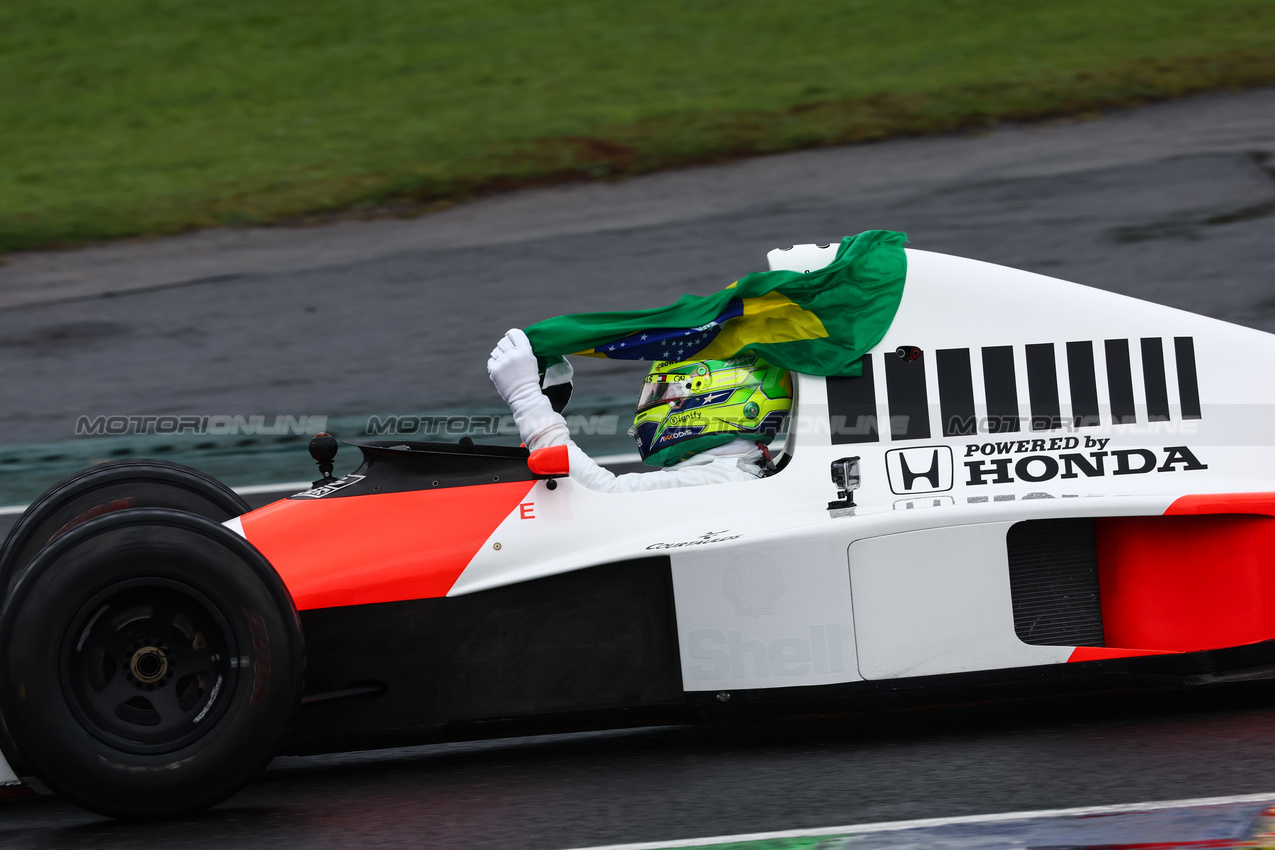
(130, 646, 169, 684)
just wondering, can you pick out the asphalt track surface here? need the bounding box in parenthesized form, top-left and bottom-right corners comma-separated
(6, 688, 1275, 848)
(2, 87, 1275, 846)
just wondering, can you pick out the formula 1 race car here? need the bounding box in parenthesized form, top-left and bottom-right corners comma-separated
(3, 243, 1275, 818)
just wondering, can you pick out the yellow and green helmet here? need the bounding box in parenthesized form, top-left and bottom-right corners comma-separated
(630, 353, 793, 467)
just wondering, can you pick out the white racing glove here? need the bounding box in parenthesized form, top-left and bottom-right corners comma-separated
(487, 328, 541, 404)
(487, 329, 568, 449)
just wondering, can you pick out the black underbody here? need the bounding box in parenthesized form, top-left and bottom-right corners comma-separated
(281, 555, 1275, 756)
(283, 556, 685, 755)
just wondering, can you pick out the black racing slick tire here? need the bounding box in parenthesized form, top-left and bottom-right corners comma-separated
(0, 459, 251, 597)
(0, 509, 304, 819)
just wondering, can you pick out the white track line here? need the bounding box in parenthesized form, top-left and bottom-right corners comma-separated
(0, 453, 646, 517)
(563, 791, 1275, 850)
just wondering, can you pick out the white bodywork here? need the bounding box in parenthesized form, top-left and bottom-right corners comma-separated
(450, 246, 1275, 692)
(0, 751, 17, 786)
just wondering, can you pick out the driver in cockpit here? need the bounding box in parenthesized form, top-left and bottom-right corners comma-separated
(488, 329, 791, 493)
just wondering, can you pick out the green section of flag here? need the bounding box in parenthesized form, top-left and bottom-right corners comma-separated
(524, 230, 907, 377)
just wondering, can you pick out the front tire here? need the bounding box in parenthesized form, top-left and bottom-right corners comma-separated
(0, 509, 303, 818)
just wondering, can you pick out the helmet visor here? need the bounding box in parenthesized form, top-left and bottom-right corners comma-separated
(636, 375, 691, 413)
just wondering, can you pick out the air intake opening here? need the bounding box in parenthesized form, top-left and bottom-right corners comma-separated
(1007, 519, 1104, 647)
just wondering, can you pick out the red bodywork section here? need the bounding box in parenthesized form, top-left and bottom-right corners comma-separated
(241, 482, 535, 610)
(1068, 494, 1275, 662)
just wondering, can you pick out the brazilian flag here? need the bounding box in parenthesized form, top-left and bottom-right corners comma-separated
(525, 230, 906, 377)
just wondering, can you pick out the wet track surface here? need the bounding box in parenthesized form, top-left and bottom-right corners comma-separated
(1, 88, 1275, 845)
(6, 686, 1275, 848)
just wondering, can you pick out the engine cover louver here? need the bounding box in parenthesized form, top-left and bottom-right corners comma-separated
(1007, 519, 1105, 647)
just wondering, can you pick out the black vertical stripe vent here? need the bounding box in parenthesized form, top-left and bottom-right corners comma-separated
(1175, 337, 1202, 419)
(827, 355, 879, 444)
(1025, 343, 1062, 431)
(1007, 519, 1104, 647)
(1104, 339, 1137, 425)
(936, 348, 976, 437)
(1141, 337, 1170, 422)
(885, 349, 930, 440)
(982, 346, 1020, 433)
(1066, 341, 1100, 428)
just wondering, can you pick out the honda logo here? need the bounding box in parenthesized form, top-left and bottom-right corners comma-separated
(885, 446, 954, 495)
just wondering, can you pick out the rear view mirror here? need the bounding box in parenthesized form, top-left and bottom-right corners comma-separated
(528, 445, 570, 477)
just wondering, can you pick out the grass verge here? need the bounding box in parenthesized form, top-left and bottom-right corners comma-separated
(2, 0, 1274, 252)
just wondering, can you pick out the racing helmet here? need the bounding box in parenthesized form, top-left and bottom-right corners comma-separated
(630, 353, 793, 467)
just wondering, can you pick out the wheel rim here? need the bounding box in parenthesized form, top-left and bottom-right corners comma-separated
(61, 578, 237, 755)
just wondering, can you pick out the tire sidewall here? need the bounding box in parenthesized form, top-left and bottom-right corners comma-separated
(0, 510, 303, 818)
(0, 460, 252, 598)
